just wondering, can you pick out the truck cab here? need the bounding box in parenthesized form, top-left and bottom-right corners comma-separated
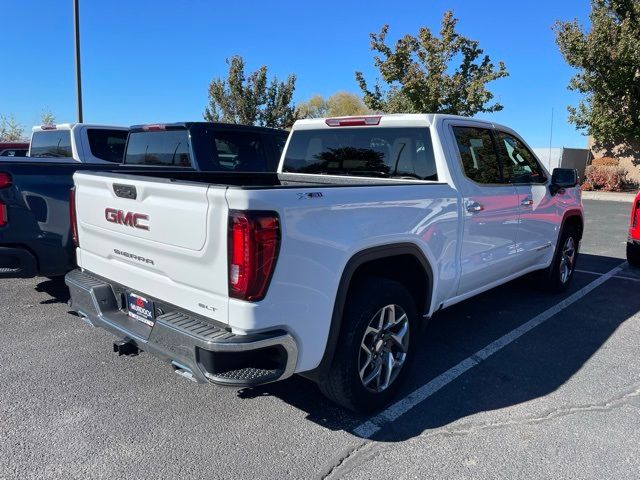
(29, 123, 129, 163)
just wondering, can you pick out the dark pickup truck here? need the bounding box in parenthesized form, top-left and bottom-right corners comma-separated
(0, 123, 288, 278)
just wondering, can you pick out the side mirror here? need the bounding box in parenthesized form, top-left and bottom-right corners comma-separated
(550, 168, 578, 195)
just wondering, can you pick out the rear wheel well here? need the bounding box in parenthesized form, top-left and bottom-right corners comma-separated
(305, 246, 433, 382)
(348, 254, 430, 316)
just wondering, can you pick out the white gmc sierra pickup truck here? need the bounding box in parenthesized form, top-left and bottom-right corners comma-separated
(65, 114, 583, 411)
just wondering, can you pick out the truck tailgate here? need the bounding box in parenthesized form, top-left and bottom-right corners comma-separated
(73, 172, 230, 324)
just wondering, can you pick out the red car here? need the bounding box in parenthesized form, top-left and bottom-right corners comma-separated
(627, 191, 640, 267)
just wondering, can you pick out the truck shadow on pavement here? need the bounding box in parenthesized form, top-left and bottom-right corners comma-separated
(238, 253, 639, 441)
(35, 276, 70, 304)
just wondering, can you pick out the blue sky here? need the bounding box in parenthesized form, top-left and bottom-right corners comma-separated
(2, 0, 590, 148)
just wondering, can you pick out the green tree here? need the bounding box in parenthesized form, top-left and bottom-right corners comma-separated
(355, 11, 508, 115)
(326, 92, 370, 117)
(554, 0, 640, 148)
(40, 108, 56, 126)
(296, 92, 370, 118)
(0, 114, 24, 141)
(296, 95, 329, 119)
(204, 55, 297, 129)
(261, 75, 297, 129)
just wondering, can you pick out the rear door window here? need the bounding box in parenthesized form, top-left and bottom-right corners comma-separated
(282, 127, 437, 180)
(30, 130, 72, 157)
(452, 126, 502, 184)
(87, 129, 128, 163)
(124, 130, 192, 167)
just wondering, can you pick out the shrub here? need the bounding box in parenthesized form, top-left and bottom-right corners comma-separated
(591, 156, 619, 167)
(584, 165, 627, 192)
(581, 181, 593, 191)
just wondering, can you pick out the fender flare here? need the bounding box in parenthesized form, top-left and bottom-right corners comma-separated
(547, 209, 584, 266)
(559, 208, 584, 240)
(305, 242, 434, 380)
(561, 208, 584, 233)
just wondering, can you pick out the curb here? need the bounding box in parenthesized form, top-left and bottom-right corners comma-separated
(581, 191, 637, 203)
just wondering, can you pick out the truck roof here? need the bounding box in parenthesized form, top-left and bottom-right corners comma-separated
(292, 113, 503, 130)
(31, 123, 128, 132)
(128, 122, 288, 134)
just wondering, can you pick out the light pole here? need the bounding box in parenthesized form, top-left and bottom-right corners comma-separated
(73, 0, 83, 122)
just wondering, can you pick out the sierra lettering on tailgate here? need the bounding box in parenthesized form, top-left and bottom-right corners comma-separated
(113, 248, 155, 265)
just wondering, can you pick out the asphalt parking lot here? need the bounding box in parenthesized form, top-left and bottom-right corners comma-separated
(1, 199, 638, 479)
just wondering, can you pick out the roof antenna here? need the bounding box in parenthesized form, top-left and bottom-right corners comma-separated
(548, 107, 554, 167)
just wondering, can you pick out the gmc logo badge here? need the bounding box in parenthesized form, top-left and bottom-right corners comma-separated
(105, 208, 149, 230)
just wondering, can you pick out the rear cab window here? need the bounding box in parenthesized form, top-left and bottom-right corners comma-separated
(87, 129, 128, 163)
(30, 130, 72, 158)
(124, 125, 277, 171)
(282, 127, 437, 180)
(124, 129, 192, 167)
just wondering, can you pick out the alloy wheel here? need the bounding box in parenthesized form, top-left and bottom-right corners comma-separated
(559, 236, 576, 284)
(358, 304, 410, 393)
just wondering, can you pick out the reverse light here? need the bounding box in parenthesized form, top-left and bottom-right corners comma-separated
(228, 210, 280, 301)
(325, 116, 381, 127)
(69, 187, 79, 247)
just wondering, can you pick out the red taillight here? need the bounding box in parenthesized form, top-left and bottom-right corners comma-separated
(0, 172, 10, 227)
(0, 173, 11, 189)
(632, 200, 640, 228)
(40, 124, 57, 130)
(325, 116, 381, 127)
(69, 187, 79, 247)
(228, 211, 280, 301)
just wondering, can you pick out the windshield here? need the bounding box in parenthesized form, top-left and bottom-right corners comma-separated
(282, 127, 438, 180)
(30, 130, 72, 158)
(124, 130, 192, 167)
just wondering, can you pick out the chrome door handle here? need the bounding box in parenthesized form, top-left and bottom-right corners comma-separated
(466, 201, 484, 213)
(521, 198, 533, 206)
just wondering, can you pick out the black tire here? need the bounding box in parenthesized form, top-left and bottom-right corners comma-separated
(318, 277, 419, 412)
(540, 224, 580, 293)
(627, 242, 640, 268)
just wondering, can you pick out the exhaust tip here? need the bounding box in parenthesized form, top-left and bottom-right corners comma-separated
(171, 361, 197, 382)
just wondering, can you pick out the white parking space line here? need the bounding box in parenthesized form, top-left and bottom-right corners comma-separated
(575, 268, 610, 276)
(353, 262, 626, 438)
(576, 268, 640, 282)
